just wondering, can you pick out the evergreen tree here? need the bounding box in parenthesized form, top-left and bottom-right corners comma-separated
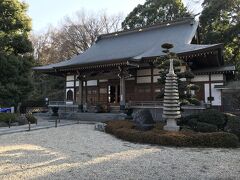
(199, 0, 240, 76)
(122, 0, 190, 30)
(0, 0, 33, 107)
(156, 43, 200, 105)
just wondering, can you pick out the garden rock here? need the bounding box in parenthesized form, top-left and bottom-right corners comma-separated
(133, 109, 155, 131)
(17, 115, 28, 125)
(94, 123, 107, 132)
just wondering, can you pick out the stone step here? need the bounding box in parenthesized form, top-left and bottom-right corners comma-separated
(110, 106, 121, 113)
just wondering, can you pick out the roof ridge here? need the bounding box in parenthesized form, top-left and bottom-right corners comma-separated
(96, 17, 195, 42)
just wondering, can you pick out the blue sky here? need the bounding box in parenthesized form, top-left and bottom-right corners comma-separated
(23, 0, 203, 33)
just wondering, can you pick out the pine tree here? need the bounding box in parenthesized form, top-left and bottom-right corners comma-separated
(156, 43, 200, 105)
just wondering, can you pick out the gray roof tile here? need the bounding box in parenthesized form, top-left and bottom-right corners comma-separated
(34, 18, 221, 71)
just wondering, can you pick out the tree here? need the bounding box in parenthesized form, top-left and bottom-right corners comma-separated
(59, 10, 123, 59)
(0, 0, 33, 107)
(156, 43, 200, 105)
(0, 0, 32, 54)
(122, 0, 190, 30)
(199, 0, 240, 76)
(31, 10, 123, 65)
(0, 54, 33, 106)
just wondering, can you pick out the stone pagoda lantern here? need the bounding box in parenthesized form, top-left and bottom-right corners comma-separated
(163, 59, 181, 131)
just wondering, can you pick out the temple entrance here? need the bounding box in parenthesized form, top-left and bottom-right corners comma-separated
(108, 85, 120, 104)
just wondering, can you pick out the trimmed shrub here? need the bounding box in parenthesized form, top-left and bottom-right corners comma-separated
(25, 114, 37, 124)
(180, 125, 195, 133)
(187, 118, 198, 129)
(106, 120, 239, 148)
(179, 114, 199, 126)
(224, 114, 240, 139)
(154, 122, 165, 131)
(195, 122, 218, 133)
(0, 113, 17, 125)
(191, 132, 239, 148)
(105, 120, 135, 134)
(198, 109, 225, 129)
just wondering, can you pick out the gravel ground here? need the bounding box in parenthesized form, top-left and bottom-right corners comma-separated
(0, 124, 240, 180)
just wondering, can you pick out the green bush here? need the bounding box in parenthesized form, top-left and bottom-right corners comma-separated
(154, 122, 165, 131)
(224, 114, 240, 139)
(106, 120, 239, 148)
(179, 114, 199, 126)
(25, 114, 37, 124)
(195, 122, 218, 133)
(0, 113, 17, 124)
(188, 98, 201, 106)
(187, 118, 198, 129)
(191, 132, 239, 148)
(198, 109, 225, 129)
(180, 125, 195, 133)
(105, 120, 135, 134)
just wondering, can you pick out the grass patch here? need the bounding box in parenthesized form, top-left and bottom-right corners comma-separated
(106, 120, 239, 148)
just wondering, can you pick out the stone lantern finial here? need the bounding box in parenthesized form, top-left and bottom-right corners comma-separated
(169, 59, 175, 75)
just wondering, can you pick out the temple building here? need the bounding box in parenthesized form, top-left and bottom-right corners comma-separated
(34, 17, 235, 111)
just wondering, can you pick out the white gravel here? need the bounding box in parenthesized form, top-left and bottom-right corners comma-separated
(0, 124, 240, 180)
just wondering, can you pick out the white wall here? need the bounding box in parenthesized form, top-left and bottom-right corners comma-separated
(99, 79, 108, 82)
(137, 69, 151, 76)
(153, 68, 159, 75)
(66, 81, 74, 87)
(192, 75, 209, 82)
(137, 76, 151, 83)
(211, 74, 223, 81)
(66, 75, 74, 81)
(204, 83, 223, 106)
(153, 76, 159, 83)
(192, 74, 224, 82)
(211, 83, 223, 106)
(204, 83, 209, 103)
(87, 80, 98, 86)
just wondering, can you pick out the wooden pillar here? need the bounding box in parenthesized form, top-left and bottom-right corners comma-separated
(115, 84, 118, 104)
(151, 66, 154, 101)
(97, 80, 100, 104)
(85, 80, 88, 104)
(209, 74, 212, 106)
(73, 75, 76, 103)
(78, 79, 83, 111)
(120, 76, 126, 110)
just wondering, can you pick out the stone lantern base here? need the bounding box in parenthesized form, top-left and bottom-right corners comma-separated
(163, 119, 180, 131)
